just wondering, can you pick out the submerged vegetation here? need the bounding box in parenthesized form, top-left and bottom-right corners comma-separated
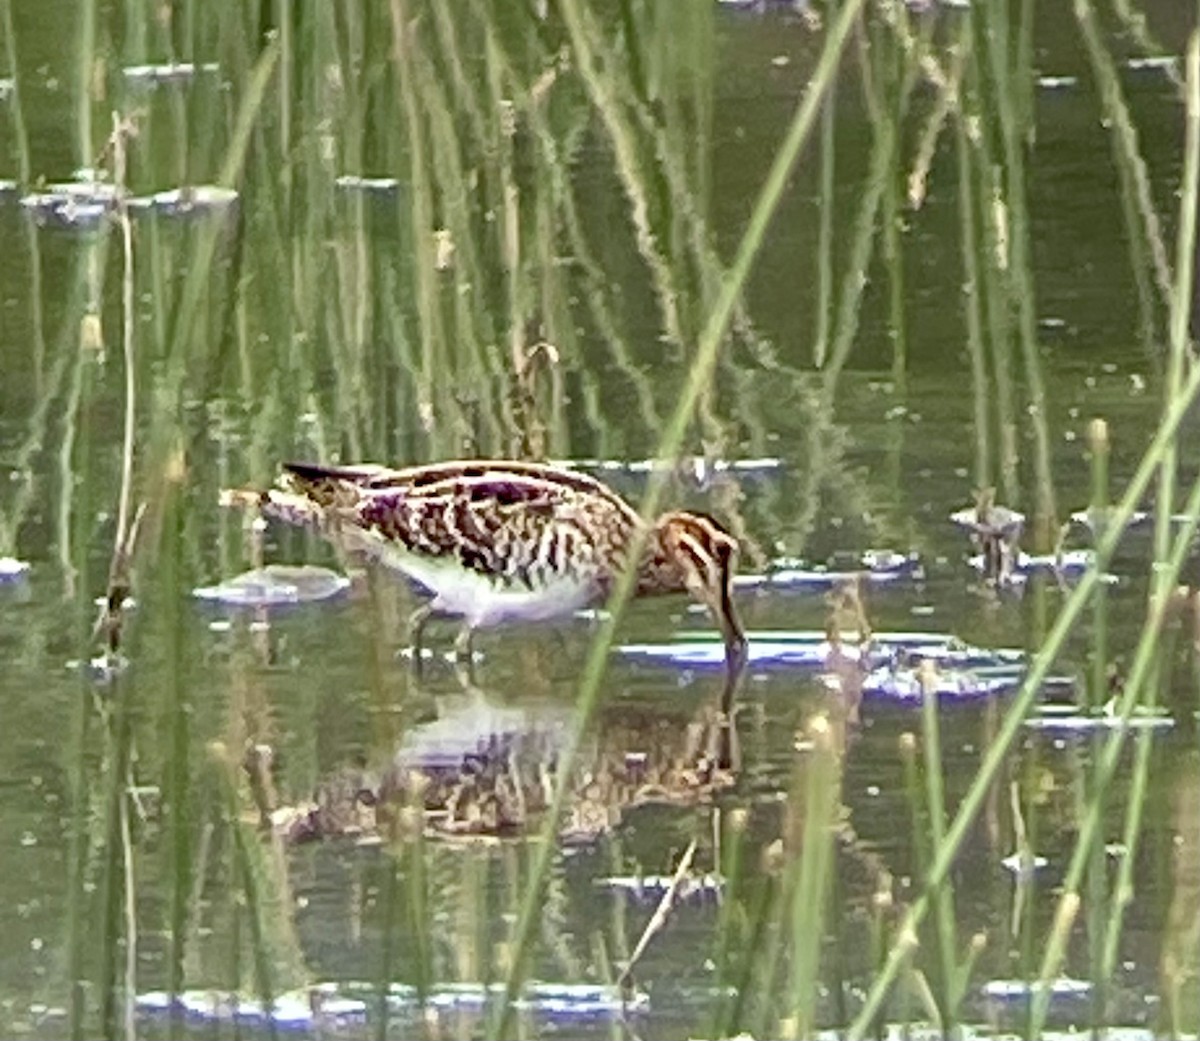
(0, 0, 1198, 1038)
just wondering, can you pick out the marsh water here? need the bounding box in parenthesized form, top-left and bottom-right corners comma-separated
(1, 2, 1199, 1038)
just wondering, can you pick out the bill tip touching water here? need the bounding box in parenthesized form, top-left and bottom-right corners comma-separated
(224, 459, 748, 693)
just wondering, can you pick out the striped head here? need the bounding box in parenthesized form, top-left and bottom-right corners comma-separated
(646, 511, 747, 690)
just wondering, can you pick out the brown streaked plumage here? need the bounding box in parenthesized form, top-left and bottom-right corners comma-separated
(245, 459, 747, 691)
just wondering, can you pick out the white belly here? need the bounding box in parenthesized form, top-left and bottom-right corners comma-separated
(347, 525, 596, 627)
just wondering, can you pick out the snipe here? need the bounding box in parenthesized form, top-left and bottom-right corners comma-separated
(229, 460, 748, 690)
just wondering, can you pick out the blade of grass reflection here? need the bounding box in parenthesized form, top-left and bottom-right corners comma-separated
(962, 66, 1019, 502)
(0, 342, 73, 557)
(469, 1, 663, 440)
(158, 456, 192, 1013)
(955, 63, 991, 491)
(559, 0, 686, 352)
(389, 0, 444, 449)
(65, 596, 96, 1039)
(412, 29, 508, 443)
(813, 0, 838, 369)
(375, 850, 401, 1041)
(96, 688, 135, 1039)
(58, 253, 104, 1037)
(820, 13, 922, 391)
(1075, 0, 1171, 341)
(0, 0, 31, 185)
(847, 355, 1200, 1040)
(576, 0, 780, 372)
(488, 0, 869, 1034)
(973, 0, 1058, 544)
(164, 40, 279, 381)
(405, 809, 432, 1005)
(870, 13, 909, 391)
(217, 745, 279, 1041)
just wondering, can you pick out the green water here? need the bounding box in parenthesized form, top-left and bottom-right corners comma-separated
(1, 2, 1198, 1038)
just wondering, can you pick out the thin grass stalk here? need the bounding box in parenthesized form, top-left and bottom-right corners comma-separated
(1028, 467, 1200, 1033)
(409, 38, 501, 384)
(112, 116, 137, 573)
(1, 0, 31, 185)
(868, 874, 892, 1041)
(405, 810, 432, 1005)
(1158, 27, 1200, 541)
(1016, 0, 1036, 139)
(143, 452, 191, 1025)
(822, 12, 923, 390)
(875, 17, 908, 387)
(1010, 771, 1039, 1040)
(846, 356, 1200, 1040)
(120, 780, 136, 1041)
(1087, 419, 1110, 710)
(1077, 0, 1173, 309)
(276, 0, 291, 177)
(963, 59, 1019, 501)
(920, 679, 960, 1031)
(76, 0, 96, 168)
(956, 84, 990, 489)
(785, 717, 840, 1040)
(1157, 755, 1200, 1035)
(97, 694, 135, 1039)
(708, 810, 749, 1034)
(1075, 0, 1166, 345)
(165, 42, 279, 385)
(907, 45, 964, 213)
(389, 0, 443, 447)
(216, 745, 278, 1039)
(899, 733, 930, 877)
(65, 653, 95, 1040)
(735, 868, 783, 1034)
(487, 3, 868, 1034)
(1098, 721, 1156, 982)
(813, 0, 838, 367)
(898, 730, 943, 1031)
(0, 339, 73, 555)
(60, 276, 101, 1039)
(375, 854, 401, 1041)
(1086, 418, 1112, 1029)
(978, 0, 1057, 542)
(752, 873, 792, 1035)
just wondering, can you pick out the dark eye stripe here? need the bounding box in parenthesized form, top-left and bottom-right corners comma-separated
(677, 534, 715, 579)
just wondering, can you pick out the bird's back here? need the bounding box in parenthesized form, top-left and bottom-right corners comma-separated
(274, 460, 643, 602)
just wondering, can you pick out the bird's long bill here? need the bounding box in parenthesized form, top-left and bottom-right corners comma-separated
(694, 551, 747, 715)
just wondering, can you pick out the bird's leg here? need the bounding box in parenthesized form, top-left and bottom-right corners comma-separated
(453, 624, 476, 658)
(453, 625, 478, 684)
(407, 603, 434, 675)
